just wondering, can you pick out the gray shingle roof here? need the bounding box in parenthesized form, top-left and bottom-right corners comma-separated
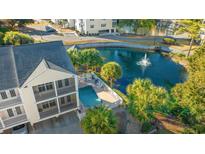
(0, 41, 75, 91)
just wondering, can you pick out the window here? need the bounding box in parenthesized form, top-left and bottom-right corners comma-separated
(90, 25, 94, 28)
(101, 24, 106, 27)
(15, 107, 22, 115)
(38, 84, 46, 92)
(60, 97, 65, 105)
(64, 79, 70, 86)
(42, 103, 49, 109)
(1, 92, 7, 99)
(67, 95, 71, 103)
(46, 82, 53, 90)
(10, 89, 16, 97)
(49, 100, 56, 107)
(7, 109, 14, 117)
(58, 80, 63, 88)
(90, 19, 94, 21)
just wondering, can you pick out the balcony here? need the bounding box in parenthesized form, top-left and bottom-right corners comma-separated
(0, 96, 22, 110)
(3, 114, 27, 128)
(34, 90, 56, 102)
(60, 103, 77, 113)
(57, 86, 76, 96)
(39, 108, 59, 119)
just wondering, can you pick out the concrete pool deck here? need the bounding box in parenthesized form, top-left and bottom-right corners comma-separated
(78, 73, 123, 109)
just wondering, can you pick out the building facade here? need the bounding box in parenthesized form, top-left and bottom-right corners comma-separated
(51, 19, 117, 35)
(74, 19, 116, 35)
(0, 41, 79, 133)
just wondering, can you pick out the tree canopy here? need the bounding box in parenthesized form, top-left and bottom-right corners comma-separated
(67, 48, 81, 69)
(80, 48, 104, 71)
(188, 44, 205, 73)
(3, 31, 34, 45)
(175, 19, 205, 56)
(67, 48, 103, 72)
(170, 44, 205, 133)
(0, 32, 4, 45)
(0, 19, 34, 30)
(127, 79, 169, 123)
(100, 62, 122, 87)
(81, 106, 118, 134)
(118, 19, 156, 34)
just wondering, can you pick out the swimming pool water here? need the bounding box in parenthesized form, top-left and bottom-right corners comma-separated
(79, 86, 101, 108)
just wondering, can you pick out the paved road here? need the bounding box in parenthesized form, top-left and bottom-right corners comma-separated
(20, 24, 164, 43)
(20, 24, 188, 46)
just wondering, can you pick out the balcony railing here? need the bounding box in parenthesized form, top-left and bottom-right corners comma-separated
(57, 86, 76, 96)
(0, 96, 22, 110)
(34, 90, 56, 102)
(3, 114, 27, 128)
(60, 103, 77, 113)
(39, 107, 59, 119)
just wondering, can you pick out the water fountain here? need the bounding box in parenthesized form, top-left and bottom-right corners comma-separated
(137, 53, 151, 67)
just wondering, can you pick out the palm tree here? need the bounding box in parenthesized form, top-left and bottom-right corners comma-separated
(100, 62, 122, 88)
(81, 106, 118, 134)
(176, 19, 205, 57)
(80, 48, 104, 72)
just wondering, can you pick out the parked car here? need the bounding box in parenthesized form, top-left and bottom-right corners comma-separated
(12, 124, 28, 134)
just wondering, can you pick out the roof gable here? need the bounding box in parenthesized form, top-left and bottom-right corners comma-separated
(0, 41, 76, 90)
(21, 59, 74, 87)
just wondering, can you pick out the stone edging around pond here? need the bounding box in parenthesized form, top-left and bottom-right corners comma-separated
(65, 42, 173, 53)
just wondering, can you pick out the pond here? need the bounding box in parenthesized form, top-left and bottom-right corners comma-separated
(97, 47, 187, 93)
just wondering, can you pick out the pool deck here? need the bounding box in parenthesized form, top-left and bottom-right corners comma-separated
(78, 73, 123, 109)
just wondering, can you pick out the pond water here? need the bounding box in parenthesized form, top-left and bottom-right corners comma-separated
(97, 47, 187, 93)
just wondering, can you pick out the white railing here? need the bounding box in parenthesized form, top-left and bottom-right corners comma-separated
(79, 73, 123, 108)
(0, 96, 22, 110)
(3, 114, 27, 128)
(91, 73, 123, 105)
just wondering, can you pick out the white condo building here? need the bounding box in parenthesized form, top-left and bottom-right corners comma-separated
(0, 41, 79, 133)
(74, 19, 116, 35)
(52, 19, 117, 35)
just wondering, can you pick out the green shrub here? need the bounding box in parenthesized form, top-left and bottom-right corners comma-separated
(0, 32, 4, 45)
(163, 37, 176, 45)
(3, 31, 34, 45)
(0, 27, 9, 33)
(141, 122, 154, 133)
(81, 106, 118, 134)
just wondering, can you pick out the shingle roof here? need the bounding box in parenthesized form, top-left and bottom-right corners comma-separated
(0, 41, 75, 91)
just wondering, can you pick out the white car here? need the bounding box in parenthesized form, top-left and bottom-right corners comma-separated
(12, 124, 28, 134)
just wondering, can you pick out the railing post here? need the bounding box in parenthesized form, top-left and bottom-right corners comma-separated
(53, 81, 60, 114)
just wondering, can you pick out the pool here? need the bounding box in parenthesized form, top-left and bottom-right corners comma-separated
(79, 86, 101, 108)
(97, 47, 187, 93)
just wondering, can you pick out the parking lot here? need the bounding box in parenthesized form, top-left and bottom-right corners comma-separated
(29, 111, 83, 134)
